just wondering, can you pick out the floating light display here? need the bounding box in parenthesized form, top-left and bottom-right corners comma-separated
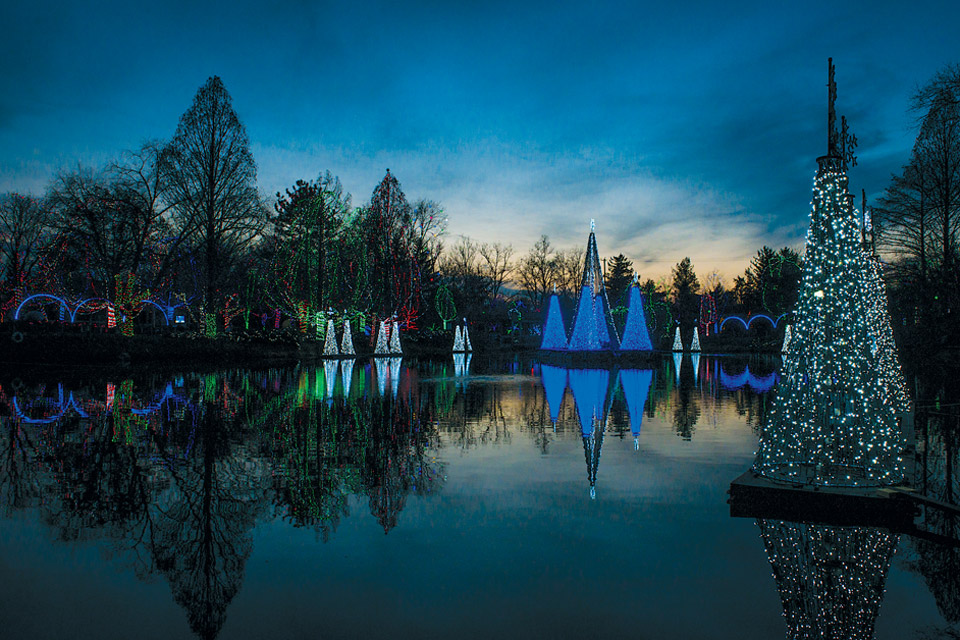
(565, 222, 621, 352)
(323, 320, 339, 356)
(540, 291, 569, 350)
(340, 319, 356, 356)
(374, 321, 390, 355)
(619, 284, 653, 351)
(389, 321, 403, 355)
(754, 62, 906, 487)
(672, 326, 683, 352)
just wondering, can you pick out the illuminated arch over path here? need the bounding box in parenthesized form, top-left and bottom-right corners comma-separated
(14, 294, 71, 321)
(14, 294, 171, 325)
(718, 313, 787, 332)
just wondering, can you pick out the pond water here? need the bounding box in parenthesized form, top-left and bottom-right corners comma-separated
(0, 354, 953, 639)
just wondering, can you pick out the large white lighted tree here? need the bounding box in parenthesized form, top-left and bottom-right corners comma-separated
(753, 59, 906, 487)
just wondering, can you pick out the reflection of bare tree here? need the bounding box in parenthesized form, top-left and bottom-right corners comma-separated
(910, 406, 960, 627)
(0, 417, 43, 514)
(757, 519, 898, 639)
(150, 401, 270, 640)
(438, 384, 513, 453)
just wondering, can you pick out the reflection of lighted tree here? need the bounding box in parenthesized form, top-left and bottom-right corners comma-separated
(265, 364, 444, 539)
(757, 519, 898, 640)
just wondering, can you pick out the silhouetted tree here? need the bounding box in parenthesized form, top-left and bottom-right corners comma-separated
(0, 193, 48, 310)
(671, 256, 700, 328)
(604, 253, 634, 307)
(517, 235, 557, 308)
(165, 76, 265, 326)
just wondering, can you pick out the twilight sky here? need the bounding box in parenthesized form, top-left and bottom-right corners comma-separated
(1, 0, 957, 281)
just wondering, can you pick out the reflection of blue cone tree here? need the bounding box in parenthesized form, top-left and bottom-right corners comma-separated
(691, 353, 700, 386)
(568, 368, 610, 437)
(374, 358, 389, 396)
(620, 369, 653, 449)
(324, 360, 339, 399)
(540, 293, 568, 350)
(619, 286, 653, 351)
(583, 423, 604, 500)
(568, 367, 612, 499)
(673, 352, 683, 386)
(540, 365, 568, 425)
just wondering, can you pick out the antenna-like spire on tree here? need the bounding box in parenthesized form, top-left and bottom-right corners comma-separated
(827, 58, 838, 157)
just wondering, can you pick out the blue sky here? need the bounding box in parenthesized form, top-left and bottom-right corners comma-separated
(1, 0, 957, 280)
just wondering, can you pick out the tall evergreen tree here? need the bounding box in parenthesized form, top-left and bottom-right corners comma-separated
(165, 76, 265, 332)
(604, 253, 633, 307)
(671, 256, 700, 329)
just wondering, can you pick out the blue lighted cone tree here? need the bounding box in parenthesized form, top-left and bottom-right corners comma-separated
(620, 284, 653, 351)
(540, 291, 568, 350)
(568, 222, 620, 351)
(754, 60, 906, 487)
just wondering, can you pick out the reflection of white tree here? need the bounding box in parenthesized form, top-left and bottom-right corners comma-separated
(757, 519, 898, 639)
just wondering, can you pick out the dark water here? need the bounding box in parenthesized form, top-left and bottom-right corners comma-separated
(0, 354, 953, 639)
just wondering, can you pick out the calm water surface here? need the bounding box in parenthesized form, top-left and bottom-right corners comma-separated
(0, 354, 952, 639)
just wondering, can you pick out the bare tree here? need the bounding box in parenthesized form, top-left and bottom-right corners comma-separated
(408, 199, 446, 276)
(440, 236, 481, 279)
(876, 157, 932, 283)
(516, 235, 558, 308)
(913, 78, 960, 274)
(110, 141, 184, 290)
(478, 241, 514, 299)
(554, 246, 584, 296)
(165, 76, 265, 321)
(0, 193, 48, 307)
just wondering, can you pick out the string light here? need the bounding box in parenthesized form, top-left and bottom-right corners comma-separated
(754, 155, 906, 487)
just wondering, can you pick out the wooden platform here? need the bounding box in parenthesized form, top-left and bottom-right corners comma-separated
(728, 470, 918, 528)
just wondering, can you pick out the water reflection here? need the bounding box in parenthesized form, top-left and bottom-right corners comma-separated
(909, 399, 960, 630)
(0, 355, 804, 638)
(757, 519, 899, 639)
